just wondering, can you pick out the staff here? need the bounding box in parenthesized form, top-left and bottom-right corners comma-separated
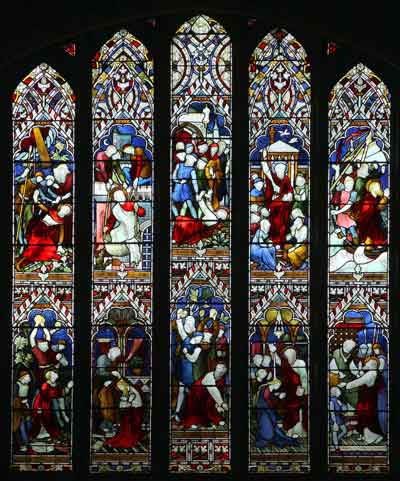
(15, 147, 32, 244)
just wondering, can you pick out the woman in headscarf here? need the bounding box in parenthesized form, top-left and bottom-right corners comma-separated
(254, 369, 298, 448)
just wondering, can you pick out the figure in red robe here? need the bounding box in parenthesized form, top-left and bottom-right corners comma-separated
(279, 356, 304, 432)
(262, 161, 293, 244)
(31, 341, 58, 386)
(94, 146, 115, 182)
(351, 179, 388, 246)
(172, 216, 221, 246)
(30, 370, 64, 440)
(16, 204, 72, 270)
(103, 376, 145, 449)
(356, 379, 383, 438)
(181, 363, 228, 429)
(344, 357, 384, 444)
(53, 163, 74, 244)
(94, 147, 115, 250)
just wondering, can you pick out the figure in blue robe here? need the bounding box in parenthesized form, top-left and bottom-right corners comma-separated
(255, 379, 298, 448)
(250, 222, 276, 271)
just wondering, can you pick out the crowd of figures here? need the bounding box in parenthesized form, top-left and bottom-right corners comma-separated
(329, 128, 389, 273)
(13, 309, 73, 453)
(329, 311, 388, 450)
(14, 126, 74, 272)
(249, 126, 309, 272)
(249, 308, 308, 449)
(170, 286, 230, 430)
(93, 124, 152, 271)
(171, 135, 230, 247)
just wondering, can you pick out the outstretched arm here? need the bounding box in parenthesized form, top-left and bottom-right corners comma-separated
(346, 369, 377, 390)
(202, 372, 224, 405)
(332, 202, 353, 215)
(261, 161, 280, 194)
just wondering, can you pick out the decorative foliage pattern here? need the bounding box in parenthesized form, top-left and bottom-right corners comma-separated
(328, 64, 390, 473)
(248, 29, 311, 473)
(170, 15, 232, 473)
(91, 30, 153, 473)
(11, 63, 75, 471)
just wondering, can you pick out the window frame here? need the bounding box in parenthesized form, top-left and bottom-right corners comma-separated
(2, 10, 399, 481)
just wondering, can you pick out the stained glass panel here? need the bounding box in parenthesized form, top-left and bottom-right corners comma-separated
(90, 29, 153, 473)
(248, 29, 311, 473)
(11, 63, 75, 471)
(170, 15, 232, 473)
(328, 64, 390, 473)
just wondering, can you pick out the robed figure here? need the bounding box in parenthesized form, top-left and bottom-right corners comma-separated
(261, 160, 293, 244)
(254, 372, 298, 448)
(103, 375, 145, 449)
(181, 363, 228, 429)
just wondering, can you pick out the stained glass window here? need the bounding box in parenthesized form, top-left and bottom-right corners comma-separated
(328, 64, 390, 473)
(6, 14, 399, 479)
(248, 29, 311, 473)
(169, 15, 232, 472)
(90, 29, 153, 472)
(11, 63, 75, 470)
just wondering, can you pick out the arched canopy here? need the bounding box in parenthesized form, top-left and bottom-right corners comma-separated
(92, 29, 154, 151)
(175, 14, 227, 35)
(171, 14, 231, 99)
(249, 28, 311, 159)
(13, 63, 75, 164)
(93, 28, 152, 65)
(329, 63, 390, 161)
(329, 63, 390, 120)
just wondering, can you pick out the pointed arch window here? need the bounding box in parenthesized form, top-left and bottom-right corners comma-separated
(248, 28, 311, 472)
(90, 29, 154, 472)
(11, 63, 75, 470)
(169, 14, 232, 473)
(327, 63, 390, 473)
(5, 12, 397, 479)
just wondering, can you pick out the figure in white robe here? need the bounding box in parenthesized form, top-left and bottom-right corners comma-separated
(103, 189, 145, 267)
